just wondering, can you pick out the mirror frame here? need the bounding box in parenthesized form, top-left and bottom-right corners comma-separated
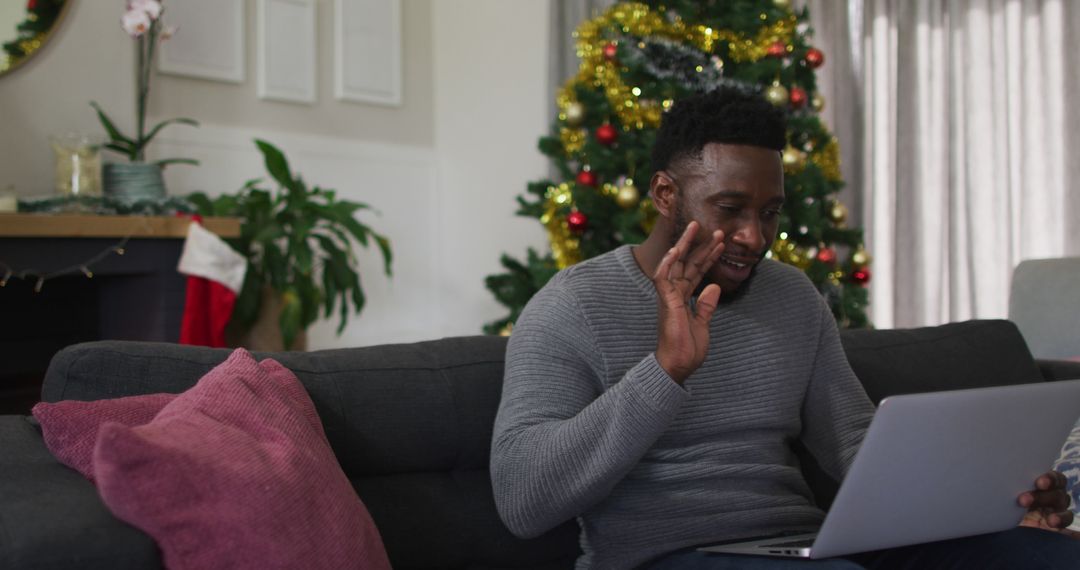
(0, 0, 73, 78)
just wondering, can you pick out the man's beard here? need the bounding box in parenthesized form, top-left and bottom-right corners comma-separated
(670, 197, 759, 299)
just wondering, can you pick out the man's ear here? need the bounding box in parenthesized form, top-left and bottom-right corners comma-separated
(650, 171, 677, 218)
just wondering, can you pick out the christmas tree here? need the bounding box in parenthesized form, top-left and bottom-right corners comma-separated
(484, 0, 872, 335)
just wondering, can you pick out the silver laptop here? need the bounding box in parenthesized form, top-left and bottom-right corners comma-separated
(699, 379, 1080, 559)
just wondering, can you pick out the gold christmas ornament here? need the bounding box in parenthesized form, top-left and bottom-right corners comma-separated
(616, 182, 640, 209)
(852, 248, 872, 267)
(773, 0, 792, 8)
(765, 82, 789, 107)
(828, 200, 848, 224)
(498, 323, 514, 337)
(782, 145, 806, 172)
(565, 102, 585, 126)
(812, 93, 825, 112)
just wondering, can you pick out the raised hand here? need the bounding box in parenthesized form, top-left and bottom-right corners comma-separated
(652, 221, 726, 384)
(1018, 471, 1076, 534)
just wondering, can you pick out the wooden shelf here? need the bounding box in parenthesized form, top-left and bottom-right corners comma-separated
(0, 213, 241, 239)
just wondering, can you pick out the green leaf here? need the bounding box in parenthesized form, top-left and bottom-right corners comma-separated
(90, 102, 136, 149)
(185, 192, 214, 216)
(339, 216, 372, 247)
(104, 142, 136, 157)
(321, 256, 338, 319)
(255, 139, 295, 190)
(279, 287, 303, 350)
(141, 118, 199, 147)
(232, 268, 262, 327)
(374, 234, 393, 276)
(350, 270, 366, 315)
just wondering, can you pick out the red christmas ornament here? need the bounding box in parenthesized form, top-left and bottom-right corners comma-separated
(27, 0, 37, 9)
(602, 42, 619, 62)
(789, 87, 808, 109)
(596, 124, 618, 146)
(852, 268, 871, 285)
(766, 41, 787, 58)
(575, 170, 598, 187)
(805, 47, 825, 69)
(815, 247, 836, 265)
(567, 211, 588, 234)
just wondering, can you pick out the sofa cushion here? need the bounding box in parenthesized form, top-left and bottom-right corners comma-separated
(0, 415, 161, 570)
(839, 319, 1044, 405)
(44, 336, 582, 569)
(92, 349, 390, 570)
(31, 393, 175, 481)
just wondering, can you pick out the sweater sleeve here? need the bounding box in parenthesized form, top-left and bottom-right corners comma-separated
(799, 300, 875, 481)
(490, 283, 688, 538)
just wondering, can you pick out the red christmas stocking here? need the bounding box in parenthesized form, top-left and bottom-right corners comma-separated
(177, 219, 247, 347)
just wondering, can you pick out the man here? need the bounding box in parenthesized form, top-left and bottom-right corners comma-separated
(490, 86, 1076, 569)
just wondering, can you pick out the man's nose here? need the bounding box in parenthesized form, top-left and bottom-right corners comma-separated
(731, 218, 766, 253)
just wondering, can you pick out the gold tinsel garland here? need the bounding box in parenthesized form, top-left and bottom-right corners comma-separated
(542, 183, 583, 269)
(560, 3, 797, 134)
(543, 181, 659, 270)
(810, 137, 842, 182)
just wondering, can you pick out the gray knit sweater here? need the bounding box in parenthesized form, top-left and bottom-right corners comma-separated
(490, 245, 875, 569)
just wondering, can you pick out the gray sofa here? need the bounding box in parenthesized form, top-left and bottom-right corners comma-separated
(2, 319, 1079, 569)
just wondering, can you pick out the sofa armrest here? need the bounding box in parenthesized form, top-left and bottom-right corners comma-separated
(0, 416, 160, 569)
(1037, 359, 1080, 382)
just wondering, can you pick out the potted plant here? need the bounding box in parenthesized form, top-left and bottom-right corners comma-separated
(93, 0, 199, 200)
(188, 139, 392, 350)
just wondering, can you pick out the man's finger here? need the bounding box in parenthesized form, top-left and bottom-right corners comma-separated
(1022, 489, 1072, 512)
(1038, 471, 1069, 491)
(694, 283, 722, 324)
(672, 221, 699, 260)
(685, 229, 724, 274)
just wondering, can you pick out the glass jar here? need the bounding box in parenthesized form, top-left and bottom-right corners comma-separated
(50, 134, 104, 197)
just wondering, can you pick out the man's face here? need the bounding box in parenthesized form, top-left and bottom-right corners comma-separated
(668, 143, 785, 295)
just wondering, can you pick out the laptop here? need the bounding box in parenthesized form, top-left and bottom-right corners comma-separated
(698, 379, 1080, 559)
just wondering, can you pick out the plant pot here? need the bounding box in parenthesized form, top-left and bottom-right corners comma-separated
(102, 162, 166, 201)
(226, 287, 308, 352)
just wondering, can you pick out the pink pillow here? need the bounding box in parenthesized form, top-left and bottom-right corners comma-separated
(92, 349, 390, 570)
(33, 392, 175, 482)
(30, 358, 324, 482)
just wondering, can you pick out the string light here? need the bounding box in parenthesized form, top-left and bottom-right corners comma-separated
(0, 235, 131, 293)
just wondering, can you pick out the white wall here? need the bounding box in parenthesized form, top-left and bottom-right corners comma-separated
(0, 0, 553, 347)
(430, 0, 551, 339)
(0, 0, 134, 196)
(149, 0, 434, 148)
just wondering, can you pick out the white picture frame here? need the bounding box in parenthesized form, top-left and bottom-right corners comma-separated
(334, 0, 402, 106)
(257, 0, 317, 104)
(157, 0, 245, 83)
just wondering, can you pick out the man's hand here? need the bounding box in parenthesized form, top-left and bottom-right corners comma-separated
(653, 221, 725, 384)
(1018, 470, 1076, 536)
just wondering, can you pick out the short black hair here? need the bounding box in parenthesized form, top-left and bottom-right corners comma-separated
(650, 86, 787, 176)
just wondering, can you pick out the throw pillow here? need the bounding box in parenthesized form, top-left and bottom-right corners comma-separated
(33, 392, 175, 482)
(93, 348, 390, 570)
(30, 357, 324, 483)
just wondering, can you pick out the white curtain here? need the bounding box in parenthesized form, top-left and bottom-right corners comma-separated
(860, 0, 1080, 328)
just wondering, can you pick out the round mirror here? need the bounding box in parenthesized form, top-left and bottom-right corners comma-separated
(0, 0, 70, 77)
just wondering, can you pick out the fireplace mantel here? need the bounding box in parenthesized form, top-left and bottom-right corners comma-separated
(0, 213, 240, 239)
(0, 213, 243, 414)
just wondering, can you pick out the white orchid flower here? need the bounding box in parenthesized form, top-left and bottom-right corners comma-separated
(121, 9, 152, 37)
(160, 25, 178, 41)
(128, 0, 163, 20)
